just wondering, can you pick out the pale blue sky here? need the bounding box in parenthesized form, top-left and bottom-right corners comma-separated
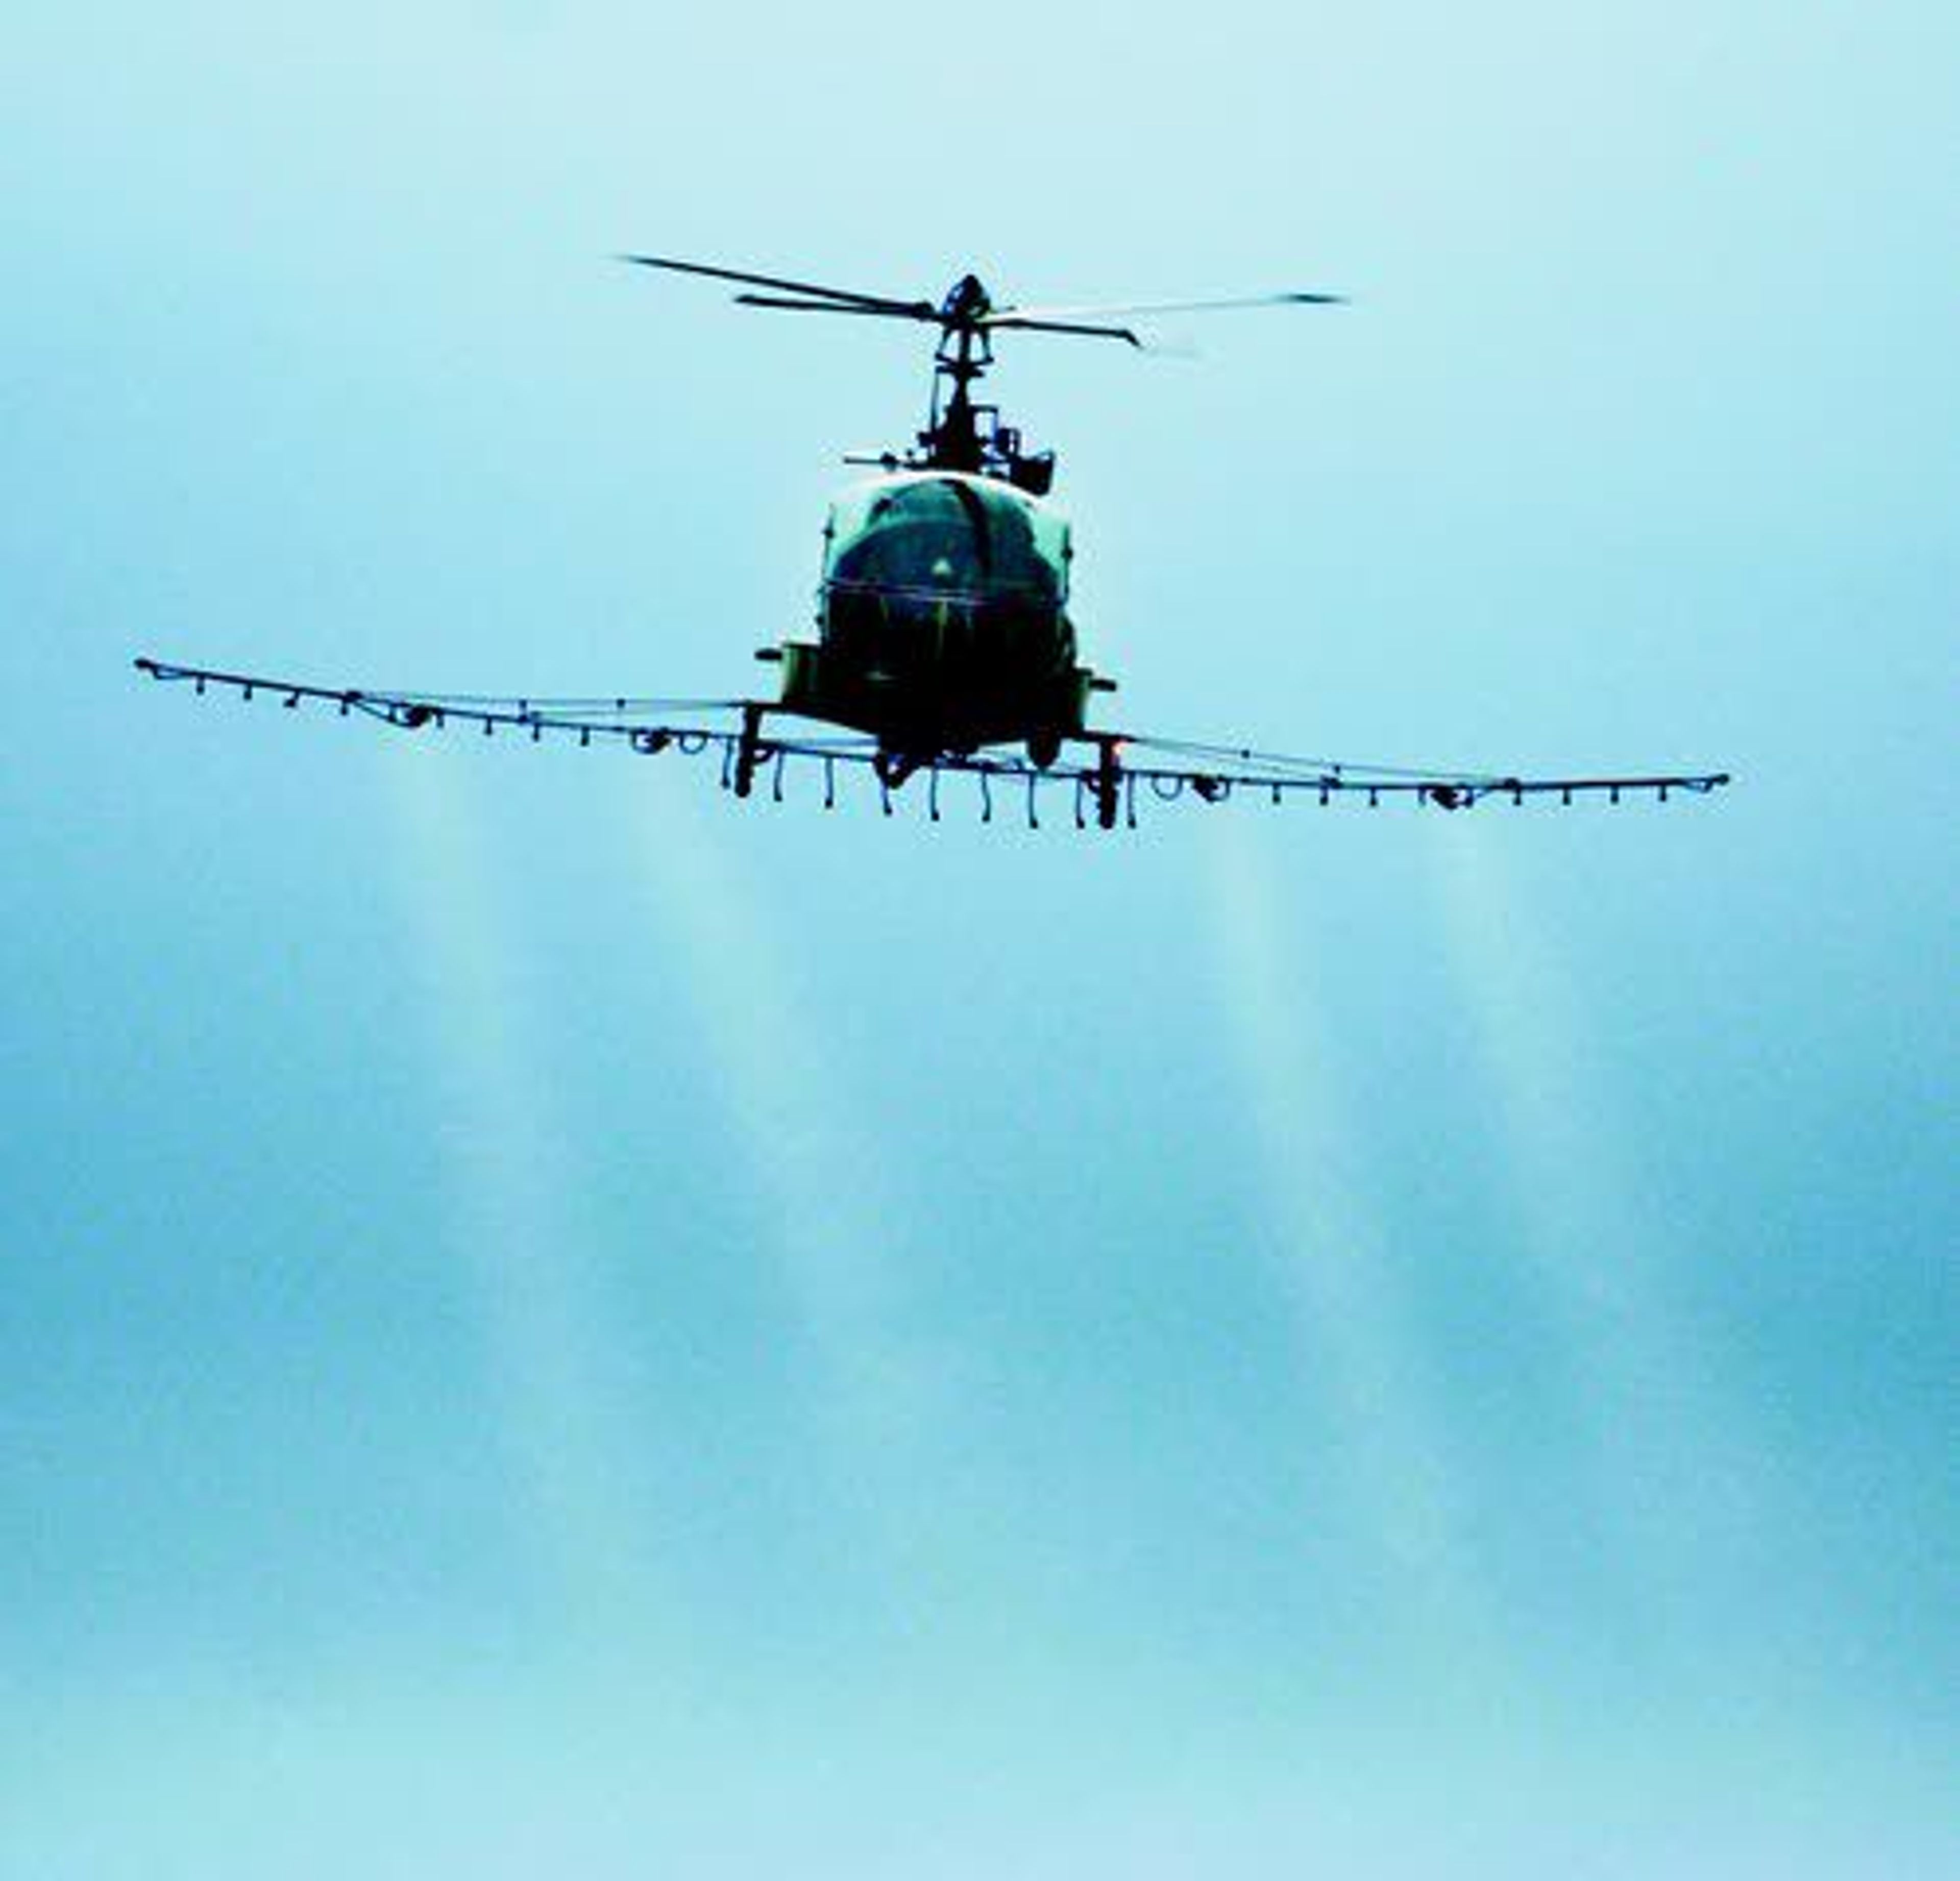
(5, 4, 1955, 1875)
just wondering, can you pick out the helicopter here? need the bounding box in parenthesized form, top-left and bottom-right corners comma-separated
(136, 254, 1730, 831)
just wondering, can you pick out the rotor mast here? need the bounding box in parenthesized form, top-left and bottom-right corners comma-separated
(914, 273, 1055, 489)
(922, 274, 994, 476)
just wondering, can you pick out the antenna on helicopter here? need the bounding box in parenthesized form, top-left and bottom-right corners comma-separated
(617, 254, 1345, 491)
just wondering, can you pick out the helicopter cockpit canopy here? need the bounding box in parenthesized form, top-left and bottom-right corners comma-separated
(821, 472, 1071, 609)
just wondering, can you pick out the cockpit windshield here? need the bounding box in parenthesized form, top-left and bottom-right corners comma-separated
(823, 474, 1070, 603)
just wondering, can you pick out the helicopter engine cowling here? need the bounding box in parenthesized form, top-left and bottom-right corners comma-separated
(775, 471, 1096, 757)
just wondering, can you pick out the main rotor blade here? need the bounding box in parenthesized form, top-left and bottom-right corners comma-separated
(616, 253, 932, 316)
(732, 292, 943, 323)
(984, 289, 1345, 325)
(977, 315, 1143, 346)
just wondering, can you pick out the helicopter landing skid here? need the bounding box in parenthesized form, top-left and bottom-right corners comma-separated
(732, 701, 768, 798)
(1089, 734, 1123, 830)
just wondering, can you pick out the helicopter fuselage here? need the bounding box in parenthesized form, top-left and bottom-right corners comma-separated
(617, 252, 1346, 775)
(766, 469, 1106, 763)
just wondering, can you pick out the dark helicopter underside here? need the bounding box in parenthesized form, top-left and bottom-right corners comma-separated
(774, 629, 1096, 763)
